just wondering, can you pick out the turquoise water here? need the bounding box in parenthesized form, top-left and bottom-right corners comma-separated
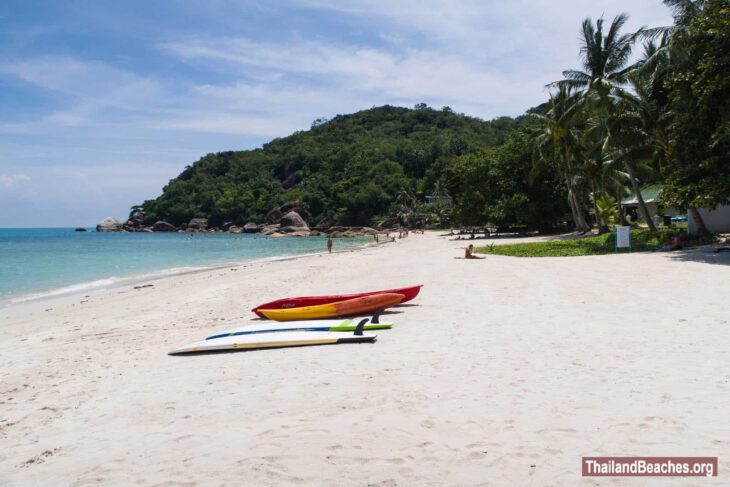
(0, 228, 368, 301)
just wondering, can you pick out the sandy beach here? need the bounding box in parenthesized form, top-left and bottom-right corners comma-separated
(1, 232, 728, 486)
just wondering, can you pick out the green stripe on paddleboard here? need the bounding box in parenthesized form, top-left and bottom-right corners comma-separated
(328, 324, 392, 331)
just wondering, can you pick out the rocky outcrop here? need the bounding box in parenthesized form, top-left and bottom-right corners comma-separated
(266, 208, 282, 224)
(96, 217, 122, 232)
(375, 217, 401, 229)
(119, 211, 146, 231)
(314, 218, 331, 230)
(228, 226, 243, 233)
(243, 222, 259, 233)
(153, 221, 176, 232)
(282, 173, 302, 189)
(280, 211, 308, 230)
(324, 226, 379, 237)
(260, 224, 281, 235)
(289, 231, 311, 237)
(187, 218, 208, 231)
(267, 201, 304, 223)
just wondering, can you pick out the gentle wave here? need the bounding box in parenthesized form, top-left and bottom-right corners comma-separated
(2, 240, 374, 307)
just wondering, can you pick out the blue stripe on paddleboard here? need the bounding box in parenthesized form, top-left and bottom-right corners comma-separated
(206, 326, 337, 340)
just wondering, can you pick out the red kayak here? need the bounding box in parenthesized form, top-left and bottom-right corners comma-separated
(252, 284, 423, 318)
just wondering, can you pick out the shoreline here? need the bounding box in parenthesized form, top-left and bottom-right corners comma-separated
(2, 231, 728, 486)
(0, 237, 379, 309)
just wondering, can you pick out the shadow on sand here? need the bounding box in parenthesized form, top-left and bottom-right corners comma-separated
(667, 247, 730, 267)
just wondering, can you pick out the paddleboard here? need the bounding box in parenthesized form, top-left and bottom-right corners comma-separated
(206, 317, 392, 340)
(169, 330, 376, 355)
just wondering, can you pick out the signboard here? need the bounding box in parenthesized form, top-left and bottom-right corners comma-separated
(616, 226, 631, 249)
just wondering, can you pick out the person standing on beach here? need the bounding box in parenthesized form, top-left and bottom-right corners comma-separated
(327, 237, 333, 253)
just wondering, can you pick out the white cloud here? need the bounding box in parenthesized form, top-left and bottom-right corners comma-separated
(2, 56, 166, 126)
(160, 0, 672, 122)
(161, 37, 549, 121)
(0, 173, 31, 189)
(0, 0, 675, 226)
(149, 111, 303, 137)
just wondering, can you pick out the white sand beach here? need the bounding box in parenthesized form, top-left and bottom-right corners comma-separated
(1, 232, 728, 486)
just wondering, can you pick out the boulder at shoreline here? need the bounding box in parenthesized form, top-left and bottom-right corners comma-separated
(280, 211, 309, 230)
(153, 221, 176, 232)
(96, 217, 122, 232)
(187, 218, 208, 231)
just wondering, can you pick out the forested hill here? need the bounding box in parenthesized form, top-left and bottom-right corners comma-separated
(138, 104, 564, 228)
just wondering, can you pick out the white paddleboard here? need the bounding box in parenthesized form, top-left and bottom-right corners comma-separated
(169, 330, 377, 355)
(206, 317, 392, 340)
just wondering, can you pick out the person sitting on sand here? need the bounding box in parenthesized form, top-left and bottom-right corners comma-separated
(465, 244, 485, 259)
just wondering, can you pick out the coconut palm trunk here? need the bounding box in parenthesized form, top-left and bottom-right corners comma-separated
(624, 160, 657, 231)
(565, 182, 581, 228)
(688, 208, 708, 234)
(591, 181, 609, 234)
(564, 152, 591, 233)
(616, 186, 629, 225)
(567, 182, 590, 232)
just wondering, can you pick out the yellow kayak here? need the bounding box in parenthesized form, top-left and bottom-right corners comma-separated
(259, 293, 404, 321)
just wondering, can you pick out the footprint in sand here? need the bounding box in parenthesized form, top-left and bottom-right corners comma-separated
(21, 448, 60, 467)
(420, 419, 435, 429)
(367, 477, 399, 486)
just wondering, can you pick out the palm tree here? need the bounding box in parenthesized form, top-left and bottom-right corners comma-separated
(663, 0, 704, 24)
(552, 14, 658, 231)
(578, 125, 628, 233)
(655, 0, 710, 233)
(532, 87, 591, 232)
(394, 187, 416, 211)
(556, 14, 637, 101)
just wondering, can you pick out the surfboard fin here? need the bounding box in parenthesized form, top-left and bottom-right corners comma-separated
(354, 318, 369, 336)
(371, 309, 384, 324)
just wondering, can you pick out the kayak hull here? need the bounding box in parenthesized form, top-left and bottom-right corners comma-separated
(258, 293, 404, 322)
(252, 285, 422, 317)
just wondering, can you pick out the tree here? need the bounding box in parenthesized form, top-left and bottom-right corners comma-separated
(531, 87, 592, 232)
(663, 0, 730, 212)
(553, 14, 659, 231)
(444, 131, 567, 231)
(138, 105, 533, 228)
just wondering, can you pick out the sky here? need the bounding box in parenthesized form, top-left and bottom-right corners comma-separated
(0, 0, 673, 227)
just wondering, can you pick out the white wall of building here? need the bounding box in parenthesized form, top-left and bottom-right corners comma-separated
(689, 204, 730, 234)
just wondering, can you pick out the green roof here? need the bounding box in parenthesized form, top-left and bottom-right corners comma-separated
(622, 184, 662, 205)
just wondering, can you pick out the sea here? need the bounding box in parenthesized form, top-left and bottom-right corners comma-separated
(0, 228, 369, 303)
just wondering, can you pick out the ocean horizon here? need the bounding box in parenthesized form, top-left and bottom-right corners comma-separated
(0, 228, 369, 303)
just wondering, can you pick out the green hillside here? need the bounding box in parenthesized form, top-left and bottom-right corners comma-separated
(138, 104, 566, 228)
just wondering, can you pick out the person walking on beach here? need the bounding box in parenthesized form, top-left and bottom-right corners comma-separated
(327, 237, 333, 253)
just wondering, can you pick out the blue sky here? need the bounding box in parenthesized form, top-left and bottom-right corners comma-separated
(0, 0, 673, 227)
